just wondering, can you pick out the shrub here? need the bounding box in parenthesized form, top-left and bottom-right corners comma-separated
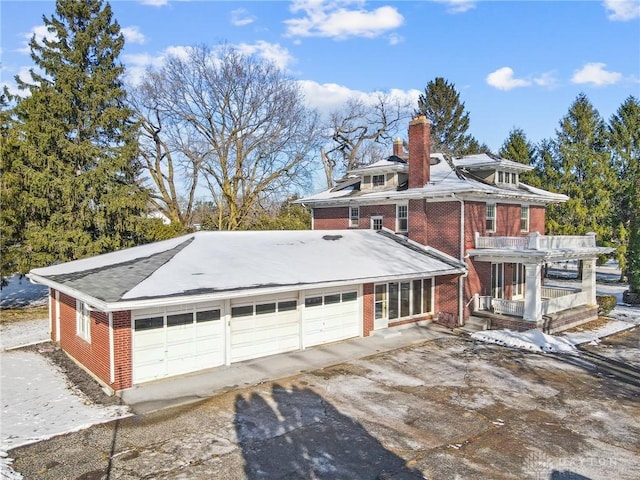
(596, 295, 617, 316)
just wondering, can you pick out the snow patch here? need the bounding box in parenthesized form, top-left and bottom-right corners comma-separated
(471, 329, 578, 354)
(0, 451, 23, 480)
(0, 275, 48, 308)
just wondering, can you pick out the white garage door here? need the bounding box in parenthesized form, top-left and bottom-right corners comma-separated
(231, 294, 300, 363)
(133, 304, 224, 384)
(303, 288, 360, 347)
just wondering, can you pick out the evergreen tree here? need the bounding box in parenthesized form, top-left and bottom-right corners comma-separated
(415, 77, 481, 155)
(499, 127, 537, 185)
(608, 96, 640, 291)
(546, 94, 615, 247)
(7, 0, 149, 273)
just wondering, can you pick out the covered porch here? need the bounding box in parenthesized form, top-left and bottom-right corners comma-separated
(468, 232, 614, 332)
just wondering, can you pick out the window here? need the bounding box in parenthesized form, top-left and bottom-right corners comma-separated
(278, 300, 297, 312)
(371, 216, 383, 231)
(511, 172, 518, 184)
(520, 205, 529, 232)
(397, 204, 408, 232)
(375, 278, 433, 322)
(513, 263, 525, 298)
(76, 301, 91, 340)
(167, 312, 193, 327)
(135, 317, 163, 331)
(256, 303, 276, 315)
(492, 263, 504, 299)
(372, 174, 385, 187)
(486, 204, 496, 232)
(498, 171, 504, 183)
(349, 206, 359, 227)
(324, 294, 341, 305)
(232, 305, 254, 317)
(342, 291, 357, 302)
(196, 309, 221, 322)
(305, 296, 323, 308)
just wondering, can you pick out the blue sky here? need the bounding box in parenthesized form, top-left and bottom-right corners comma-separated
(2, 0, 639, 154)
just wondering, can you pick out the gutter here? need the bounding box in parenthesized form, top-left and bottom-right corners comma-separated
(451, 193, 468, 327)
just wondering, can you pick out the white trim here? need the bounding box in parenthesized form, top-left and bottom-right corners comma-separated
(109, 312, 115, 384)
(520, 205, 530, 232)
(349, 206, 360, 228)
(48, 288, 53, 340)
(223, 299, 231, 366)
(55, 290, 60, 342)
(396, 203, 408, 233)
(371, 215, 383, 230)
(75, 300, 91, 342)
(486, 203, 496, 233)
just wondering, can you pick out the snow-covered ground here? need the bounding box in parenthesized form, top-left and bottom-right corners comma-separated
(471, 329, 578, 353)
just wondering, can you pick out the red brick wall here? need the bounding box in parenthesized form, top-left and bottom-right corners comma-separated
(360, 204, 397, 231)
(313, 207, 349, 230)
(530, 205, 545, 234)
(435, 275, 459, 323)
(362, 283, 374, 336)
(425, 201, 461, 258)
(408, 116, 431, 188)
(57, 292, 132, 391)
(408, 199, 428, 245)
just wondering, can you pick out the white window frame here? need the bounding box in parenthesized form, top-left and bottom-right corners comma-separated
(486, 203, 496, 233)
(491, 263, 505, 299)
(371, 216, 383, 231)
(520, 205, 529, 232)
(513, 263, 525, 299)
(374, 278, 434, 322)
(349, 206, 359, 227)
(396, 204, 408, 232)
(76, 300, 91, 341)
(372, 174, 385, 187)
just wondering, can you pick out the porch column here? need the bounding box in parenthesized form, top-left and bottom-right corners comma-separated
(581, 258, 597, 306)
(523, 262, 542, 322)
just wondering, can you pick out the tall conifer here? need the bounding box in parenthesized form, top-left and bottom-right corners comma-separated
(9, 0, 148, 272)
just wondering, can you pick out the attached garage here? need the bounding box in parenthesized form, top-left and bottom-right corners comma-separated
(29, 229, 466, 392)
(303, 287, 360, 347)
(132, 303, 224, 383)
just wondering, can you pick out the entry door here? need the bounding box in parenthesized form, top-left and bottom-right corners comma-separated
(492, 263, 505, 299)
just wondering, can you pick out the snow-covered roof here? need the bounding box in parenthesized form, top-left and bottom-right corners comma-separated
(299, 154, 567, 205)
(29, 229, 466, 311)
(453, 153, 534, 172)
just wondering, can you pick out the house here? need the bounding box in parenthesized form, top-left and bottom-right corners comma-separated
(299, 115, 613, 332)
(28, 115, 611, 393)
(28, 229, 465, 391)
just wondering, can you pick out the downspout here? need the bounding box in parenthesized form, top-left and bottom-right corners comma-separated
(109, 312, 115, 384)
(452, 194, 467, 326)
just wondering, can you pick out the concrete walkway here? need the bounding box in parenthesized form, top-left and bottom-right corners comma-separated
(120, 321, 454, 414)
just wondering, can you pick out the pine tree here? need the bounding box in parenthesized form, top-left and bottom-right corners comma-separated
(608, 96, 640, 292)
(8, 0, 149, 273)
(415, 77, 481, 156)
(499, 127, 537, 185)
(546, 94, 615, 247)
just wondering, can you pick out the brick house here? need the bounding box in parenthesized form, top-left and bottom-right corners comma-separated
(298, 115, 612, 333)
(29, 229, 465, 392)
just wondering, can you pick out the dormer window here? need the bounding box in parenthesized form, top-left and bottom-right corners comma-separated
(372, 174, 385, 187)
(496, 170, 518, 186)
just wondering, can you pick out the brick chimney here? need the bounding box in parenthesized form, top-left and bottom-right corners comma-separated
(408, 115, 431, 189)
(393, 137, 404, 157)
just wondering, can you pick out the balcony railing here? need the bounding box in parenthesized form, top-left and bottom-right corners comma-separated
(474, 232, 597, 250)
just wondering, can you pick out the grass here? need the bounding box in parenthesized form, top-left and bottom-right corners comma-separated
(0, 305, 49, 324)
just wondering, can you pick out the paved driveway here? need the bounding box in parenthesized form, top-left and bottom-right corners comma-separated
(9, 329, 640, 480)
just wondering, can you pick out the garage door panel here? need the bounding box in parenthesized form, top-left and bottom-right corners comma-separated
(303, 287, 360, 347)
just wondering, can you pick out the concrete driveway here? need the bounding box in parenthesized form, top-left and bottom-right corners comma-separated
(9, 328, 640, 480)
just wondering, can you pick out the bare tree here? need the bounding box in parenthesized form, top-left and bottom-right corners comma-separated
(129, 77, 201, 228)
(321, 94, 412, 187)
(139, 44, 321, 230)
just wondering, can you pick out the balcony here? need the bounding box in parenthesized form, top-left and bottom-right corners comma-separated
(474, 232, 597, 250)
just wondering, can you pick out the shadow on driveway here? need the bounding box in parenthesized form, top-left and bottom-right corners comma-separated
(234, 383, 423, 479)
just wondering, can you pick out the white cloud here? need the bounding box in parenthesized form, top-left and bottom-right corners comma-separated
(121, 26, 146, 45)
(17, 25, 58, 55)
(140, 0, 168, 6)
(435, 0, 476, 14)
(486, 67, 531, 90)
(603, 0, 640, 21)
(1, 66, 45, 98)
(285, 0, 404, 39)
(298, 79, 419, 117)
(231, 8, 256, 26)
(236, 41, 295, 71)
(571, 62, 623, 86)
(123, 46, 192, 85)
(388, 33, 403, 46)
(533, 71, 558, 89)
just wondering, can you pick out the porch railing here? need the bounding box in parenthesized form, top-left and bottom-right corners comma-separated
(477, 288, 588, 318)
(542, 291, 588, 316)
(541, 285, 581, 299)
(492, 298, 524, 316)
(474, 232, 596, 250)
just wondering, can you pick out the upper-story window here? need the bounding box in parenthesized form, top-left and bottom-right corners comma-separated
(486, 204, 496, 232)
(397, 204, 408, 232)
(349, 206, 359, 227)
(520, 205, 529, 232)
(372, 174, 385, 187)
(496, 170, 518, 186)
(371, 216, 383, 230)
